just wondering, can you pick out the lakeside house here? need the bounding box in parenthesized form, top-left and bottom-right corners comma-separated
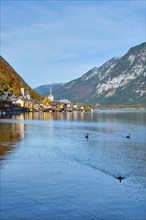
(0, 96, 94, 113)
(0, 88, 94, 113)
(0, 99, 12, 111)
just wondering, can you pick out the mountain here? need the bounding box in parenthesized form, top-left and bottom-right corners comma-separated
(34, 83, 65, 97)
(53, 42, 146, 105)
(0, 56, 42, 100)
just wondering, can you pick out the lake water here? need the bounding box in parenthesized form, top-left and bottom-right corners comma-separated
(0, 111, 146, 220)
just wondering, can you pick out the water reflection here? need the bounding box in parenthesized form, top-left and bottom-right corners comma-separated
(0, 111, 146, 220)
(0, 110, 145, 125)
(0, 122, 23, 160)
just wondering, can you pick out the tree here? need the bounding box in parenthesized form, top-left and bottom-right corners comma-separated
(8, 87, 14, 93)
(43, 97, 50, 105)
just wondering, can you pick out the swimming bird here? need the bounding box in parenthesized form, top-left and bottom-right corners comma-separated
(126, 134, 130, 139)
(85, 133, 89, 140)
(116, 176, 125, 182)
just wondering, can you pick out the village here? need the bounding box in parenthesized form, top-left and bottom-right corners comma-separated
(0, 87, 94, 114)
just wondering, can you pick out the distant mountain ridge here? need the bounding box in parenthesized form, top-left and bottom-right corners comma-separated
(1, 42, 145, 105)
(34, 83, 65, 97)
(52, 42, 146, 105)
(0, 56, 42, 100)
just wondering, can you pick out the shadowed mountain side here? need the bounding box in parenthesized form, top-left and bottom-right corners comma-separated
(34, 83, 65, 97)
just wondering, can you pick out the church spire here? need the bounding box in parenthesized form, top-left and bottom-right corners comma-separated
(48, 86, 54, 101)
(50, 87, 52, 95)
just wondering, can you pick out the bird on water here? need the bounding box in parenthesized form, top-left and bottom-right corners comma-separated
(126, 134, 130, 139)
(116, 176, 124, 182)
(85, 133, 89, 140)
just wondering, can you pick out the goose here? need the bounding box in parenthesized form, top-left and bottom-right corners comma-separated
(116, 176, 125, 182)
(85, 133, 89, 140)
(126, 134, 130, 139)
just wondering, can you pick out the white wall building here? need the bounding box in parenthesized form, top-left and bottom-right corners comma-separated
(48, 88, 54, 101)
(59, 99, 71, 104)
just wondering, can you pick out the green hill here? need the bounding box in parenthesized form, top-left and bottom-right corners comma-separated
(0, 56, 42, 100)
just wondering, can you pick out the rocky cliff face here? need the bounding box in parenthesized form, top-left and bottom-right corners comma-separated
(53, 42, 146, 105)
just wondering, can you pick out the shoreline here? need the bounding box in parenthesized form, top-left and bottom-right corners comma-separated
(0, 108, 146, 117)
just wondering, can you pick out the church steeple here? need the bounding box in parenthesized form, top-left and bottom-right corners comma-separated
(48, 86, 54, 101)
(50, 87, 52, 95)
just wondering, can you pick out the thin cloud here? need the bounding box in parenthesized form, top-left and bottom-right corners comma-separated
(1, 0, 145, 87)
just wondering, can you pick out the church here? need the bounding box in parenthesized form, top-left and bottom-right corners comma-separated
(48, 88, 54, 101)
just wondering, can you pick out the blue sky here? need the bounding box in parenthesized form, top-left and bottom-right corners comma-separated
(1, 0, 145, 88)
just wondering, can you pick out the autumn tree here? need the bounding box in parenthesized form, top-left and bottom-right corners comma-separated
(43, 97, 50, 105)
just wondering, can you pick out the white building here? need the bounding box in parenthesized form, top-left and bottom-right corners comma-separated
(59, 99, 71, 104)
(25, 90, 30, 100)
(48, 88, 54, 101)
(21, 88, 25, 97)
(21, 88, 30, 100)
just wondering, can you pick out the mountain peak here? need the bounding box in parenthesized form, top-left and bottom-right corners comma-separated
(53, 42, 146, 105)
(127, 42, 146, 55)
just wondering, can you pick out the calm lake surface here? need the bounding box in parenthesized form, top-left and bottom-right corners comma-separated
(0, 110, 146, 220)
